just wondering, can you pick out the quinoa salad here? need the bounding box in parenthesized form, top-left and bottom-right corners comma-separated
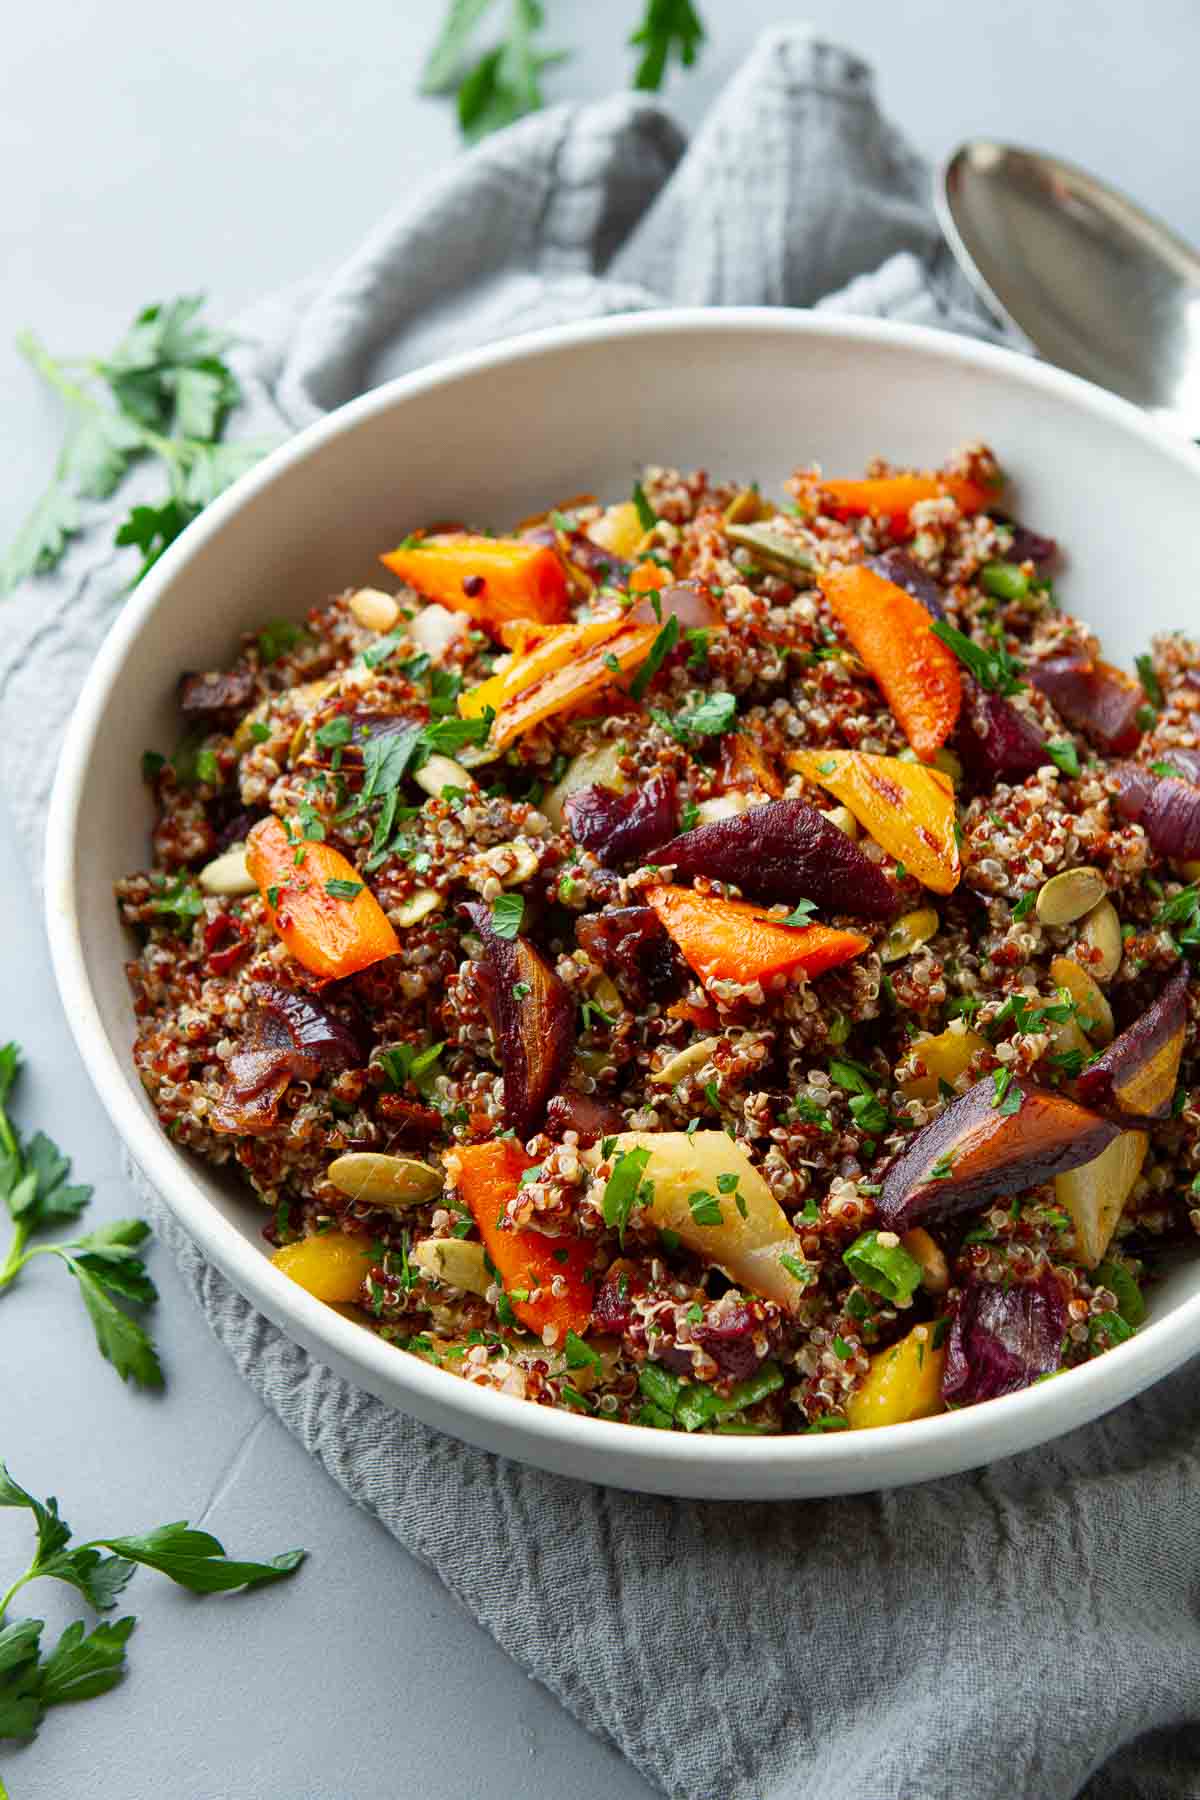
(120, 449, 1200, 1435)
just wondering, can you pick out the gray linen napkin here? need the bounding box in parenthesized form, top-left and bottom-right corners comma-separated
(5, 28, 1200, 1800)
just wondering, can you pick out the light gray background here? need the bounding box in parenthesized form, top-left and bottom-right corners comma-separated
(1, 4, 1196, 1796)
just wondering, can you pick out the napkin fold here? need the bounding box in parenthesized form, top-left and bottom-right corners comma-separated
(6, 28, 1199, 1799)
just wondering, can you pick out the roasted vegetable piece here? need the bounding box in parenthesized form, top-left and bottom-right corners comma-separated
(179, 667, 256, 720)
(544, 1089, 627, 1147)
(955, 677, 1048, 786)
(941, 1270, 1068, 1405)
(565, 771, 677, 867)
(865, 548, 948, 618)
(820, 564, 962, 757)
(212, 983, 365, 1135)
(272, 1231, 374, 1304)
(645, 884, 869, 986)
(246, 817, 399, 982)
(453, 1140, 596, 1341)
(847, 1326, 946, 1428)
(1031, 654, 1143, 754)
(595, 1131, 812, 1312)
(653, 796, 896, 920)
(1055, 1130, 1148, 1268)
(899, 1026, 988, 1102)
(876, 1077, 1120, 1230)
(380, 534, 568, 628)
(628, 579, 722, 631)
(718, 732, 783, 798)
(724, 521, 815, 579)
(1111, 764, 1200, 862)
(791, 749, 961, 895)
(1075, 966, 1190, 1123)
(461, 901, 574, 1138)
(459, 613, 626, 720)
(481, 620, 659, 750)
(806, 472, 993, 536)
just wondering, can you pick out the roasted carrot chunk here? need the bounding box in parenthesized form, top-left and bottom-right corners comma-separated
(380, 534, 569, 628)
(628, 560, 670, 593)
(804, 474, 993, 537)
(820, 564, 962, 758)
(454, 1140, 596, 1342)
(645, 884, 868, 986)
(246, 817, 399, 982)
(791, 748, 961, 895)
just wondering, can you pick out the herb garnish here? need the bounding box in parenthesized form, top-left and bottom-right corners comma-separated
(930, 619, 1025, 695)
(602, 1147, 651, 1247)
(0, 1046, 162, 1387)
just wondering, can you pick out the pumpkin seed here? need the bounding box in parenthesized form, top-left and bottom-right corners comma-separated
(820, 804, 859, 840)
(411, 1237, 490, 1297)
(1050, 956, 1115, 1046)
(198, 845, 256, 897)
(1036, 866, 1107, 926)
(326, 1153, 443, 1209)
(413, 753, 474, 798)
(650, 1036, 721, 1086)
(881, 907, 939, 963)
(723, 488, 768, 526)
(725, 522, 816, 579)
(393, 888, 444, 927)
(1078, 897, 1122, 982)
(349, 587, 400, 632)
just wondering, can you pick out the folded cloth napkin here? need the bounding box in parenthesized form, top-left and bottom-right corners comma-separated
(5, 27, 1200, 1800)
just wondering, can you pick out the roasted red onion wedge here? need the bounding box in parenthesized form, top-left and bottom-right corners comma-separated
(653, 797, 896, 920)
(1031, 654, 1143, 755)
(1112, 764, 1200, 861)
(628, 580, 722, 631)
(1076, 966, 1190, 1123)
(564, 771, 677, 867)
(875, 1077, 1119, 1230)
(942, 1270, 1068, 1405)
(179, 668, 256, 721)
(866, 549, 948, 619)
(956, 678, 1047, 785)
(461, 902, 574, 1138)
(992, 516, 1058, 567)
(212, 983, 364, 1134)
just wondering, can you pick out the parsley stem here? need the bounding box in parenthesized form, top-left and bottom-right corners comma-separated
(16, 329, 190, 470)
(0, 1095, 17, 1162)
(0, 1218, 32, 1290)
(0, 1564, 36, 1625)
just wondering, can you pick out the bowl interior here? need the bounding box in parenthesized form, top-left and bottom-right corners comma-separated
(49, 312, 1200, 1496)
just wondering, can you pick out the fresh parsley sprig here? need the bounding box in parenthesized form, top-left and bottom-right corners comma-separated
(0, 1045, 162, 1387)
(422, 0, 707, 139)
(930, 618, 1026, 696)
(4, 297, 270, 593)
(0, 1460, 304, 1747)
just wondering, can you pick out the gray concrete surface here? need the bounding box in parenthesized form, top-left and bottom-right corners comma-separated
(1, 2, 1195, 1795)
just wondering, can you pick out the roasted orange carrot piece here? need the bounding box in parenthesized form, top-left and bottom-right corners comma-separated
(454, 1140, 596, 1342)
(805, 474, 992, 536)
(485, 621, 658, 750)
(790, 748, 961, 895)
(459, 613, 627, 721)
(645, 884, 868, 986)
(820, 563, 961, 757)
(628, 560, 670, 593)
(246, 817, 399, 981)
(380, 534, 569, 628)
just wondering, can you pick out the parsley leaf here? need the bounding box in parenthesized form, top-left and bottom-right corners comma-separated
(602, 1146, 651, 1247)
(0, 1047, 162, 1386)
(629, 613, 679, 700)
(324, 878, 365, 901)
(930, 619, 1025, 696)
(1135, 653, 1163, 709)
(631, 480, 658, 532)
(1046, 739, 1081, 778)
(629, 0, 706, 90)
(490, 893, 525, 939)
(779, 898, 818, 927)
(651, 690, 737, 744)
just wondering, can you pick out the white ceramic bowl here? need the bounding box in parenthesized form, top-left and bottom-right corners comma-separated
(45, 309, 1200, 1499)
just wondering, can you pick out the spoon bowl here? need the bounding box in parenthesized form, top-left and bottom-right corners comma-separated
(937, 140, 1200, 436)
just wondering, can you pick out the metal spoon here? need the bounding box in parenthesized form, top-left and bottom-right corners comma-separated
(936, 140, 1200, 438)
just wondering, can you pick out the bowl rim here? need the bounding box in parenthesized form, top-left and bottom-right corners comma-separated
(43, 304, 1200, 1483)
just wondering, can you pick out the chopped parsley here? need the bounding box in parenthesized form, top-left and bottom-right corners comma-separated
(631, 480, 657, 533)
(323, 878, 364, 901)
(930, 619, 1025, 696)
(1046, 739, 1080, 778)
(687, 1190, 723, 1227)
(650, 690, 737, 744)
(629, 614, 679, 700)
(1135, 653, 1163, 709)
(843, 1231, 922, 1305)
(779, 898, 818, 927)
(489, 893, 525, 940)
(602, 1147, 651, 1247)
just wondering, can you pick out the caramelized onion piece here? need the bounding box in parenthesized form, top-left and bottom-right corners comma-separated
(876, 1077, 1119, 1230)
(1031, 654, 1143, 755)
(545, 1089, 627, 1147)
(212, 984, 365, 1135)
(461, 902, 574, 1138)
(1112, 764, 1200, 861)
(565, 772, 677, 867)
(955, 677, 1047, 786)
(575, 905, 676, 1005)
(866, 549, 948, 619)
(942, 1270, 1068, 1405)
(654, 797, 896, 920)
(627, 580, 722, 631)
